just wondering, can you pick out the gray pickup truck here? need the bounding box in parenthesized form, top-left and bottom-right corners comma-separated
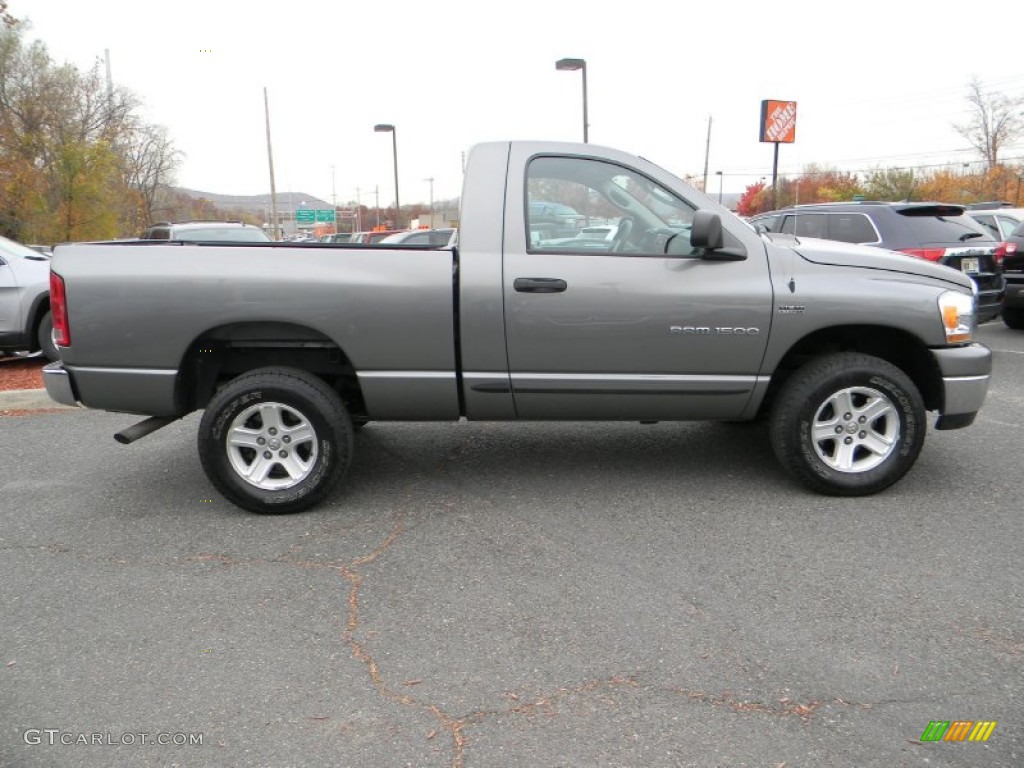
(44, 141, 992, 513)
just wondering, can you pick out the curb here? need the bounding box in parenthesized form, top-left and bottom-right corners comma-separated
(0, 388, 75, 411)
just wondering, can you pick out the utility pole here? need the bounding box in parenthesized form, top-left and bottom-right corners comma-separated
(702, 115, 712, 193)
(264, 87, 280, 241)
(331, 165, 337, 233)
(424, 177, 435, 227)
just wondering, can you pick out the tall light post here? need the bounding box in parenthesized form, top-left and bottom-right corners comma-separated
(374, 123, 400, 227)
(715, 171, 724, 204)
(423, 177, 435, 227)
(555, 58, 588, 143)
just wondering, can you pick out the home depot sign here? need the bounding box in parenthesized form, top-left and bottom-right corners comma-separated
(759, 100, 797, 143)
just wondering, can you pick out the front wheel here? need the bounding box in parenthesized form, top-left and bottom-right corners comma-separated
(1003, 307, 1024, 330)
(198, 367, 354, 513)
(769, 353, 926, 496)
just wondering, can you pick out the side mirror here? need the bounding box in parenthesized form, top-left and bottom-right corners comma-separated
(690, 210, 746, 261)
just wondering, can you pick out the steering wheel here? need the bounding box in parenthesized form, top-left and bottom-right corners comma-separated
(611, 217, 634, 252)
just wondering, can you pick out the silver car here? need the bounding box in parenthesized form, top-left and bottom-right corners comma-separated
(0, 235, 56, 361)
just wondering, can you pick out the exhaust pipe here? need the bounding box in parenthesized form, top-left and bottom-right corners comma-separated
(114, 416, 178, 445)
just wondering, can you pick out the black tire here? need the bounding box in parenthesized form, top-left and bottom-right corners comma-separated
(351, 419, 368, 432)
(197, 367, 354, 514)
(37, 311, 58, 362)
(769, 353, 926, 496)
(1003, 307, 1024, 330)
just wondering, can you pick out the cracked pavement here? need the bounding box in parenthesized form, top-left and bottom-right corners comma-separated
(1, 323, 1022, 767)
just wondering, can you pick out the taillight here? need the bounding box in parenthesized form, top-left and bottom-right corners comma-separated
(900, 248, 946, 262)
(994, 241, 1015, 268)
(50, 271, 70, 346)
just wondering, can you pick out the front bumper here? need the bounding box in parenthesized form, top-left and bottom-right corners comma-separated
(930, 343, 991, 430)
(42, 362, 80, 408)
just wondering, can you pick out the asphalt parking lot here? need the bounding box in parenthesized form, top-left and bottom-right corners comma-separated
(2, 323, 1022, 767)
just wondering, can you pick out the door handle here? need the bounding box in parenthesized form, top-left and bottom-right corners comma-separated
(514, 277, 567, 293)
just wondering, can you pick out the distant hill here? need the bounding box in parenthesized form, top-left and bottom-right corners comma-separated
(173, 187, 333, 213)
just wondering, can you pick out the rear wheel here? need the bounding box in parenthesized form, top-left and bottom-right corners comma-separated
(36, 311, 58, 362)
(198, 367, 354, 513)
(769, 353, 925, 496)
(1003, 307, 1024, 330)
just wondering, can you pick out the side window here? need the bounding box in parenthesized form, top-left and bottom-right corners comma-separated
(779, 216, 796, 234)
(996, 215, 1021, 239)
(754, 215, 782, 232)
(828, 213, 878, 244)
(791, 214, 828, 239)
(971, 215, 999, 239)
(525, 155, 697, 256)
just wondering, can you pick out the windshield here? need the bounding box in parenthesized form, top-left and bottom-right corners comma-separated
(174, 227, 271, 242)
(0, 234, 46, 259)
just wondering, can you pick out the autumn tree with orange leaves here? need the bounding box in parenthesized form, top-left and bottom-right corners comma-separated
(0, 21, 181, 242)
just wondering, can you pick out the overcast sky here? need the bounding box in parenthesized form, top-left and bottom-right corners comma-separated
(17, 0, 1024, 208)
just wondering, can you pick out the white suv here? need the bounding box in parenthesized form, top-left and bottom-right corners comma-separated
(0, 235, 57, 361)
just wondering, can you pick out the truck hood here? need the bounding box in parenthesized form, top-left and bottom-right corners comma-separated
(766, 234, 974, 291)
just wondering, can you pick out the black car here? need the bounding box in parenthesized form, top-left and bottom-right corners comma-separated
(1001, 221, 1024, 329)
(751, 202, 1005, 323)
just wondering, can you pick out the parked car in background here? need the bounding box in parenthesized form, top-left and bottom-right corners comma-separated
(349, 230, 408, 244)
(319, 232, 356, 243)
(377, 228, 458, 247)
(750, 202, 1006, 323)
(0, 234, 56, 361)
(140, 221, 271, 242)
(1001, 220, 1024, 329)
(527, 201, 586, 238)
(965, 206, 1024, 241)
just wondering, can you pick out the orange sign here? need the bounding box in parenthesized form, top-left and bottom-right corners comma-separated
(760, 100, 797, 143)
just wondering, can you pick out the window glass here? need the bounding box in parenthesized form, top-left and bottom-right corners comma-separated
(753, 215, 783, 232)
(791, 214, 828, 239)
(898, 211, 994, 244)
(526, 156, 697, 256)
(828, 213, 878, 244)
(0, 234, 40, 258)
(996, 215, 1022, 238)
(971, 214, 1000, 239)
(174, 228, 270, 242)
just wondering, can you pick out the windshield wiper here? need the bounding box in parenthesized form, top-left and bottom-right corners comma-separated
(959, 232, 984, 241)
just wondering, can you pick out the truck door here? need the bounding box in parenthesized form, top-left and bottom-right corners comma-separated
(502, 147, 774, 421)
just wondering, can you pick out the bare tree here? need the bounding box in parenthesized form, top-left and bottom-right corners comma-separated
(954, 77, 1024, 169)
(119, 119, 182, 228)
(1, 2, 16, 28)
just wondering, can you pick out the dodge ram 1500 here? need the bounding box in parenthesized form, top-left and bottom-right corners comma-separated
(43, 141, 991, 513)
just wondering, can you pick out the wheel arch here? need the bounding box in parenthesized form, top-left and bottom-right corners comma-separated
(175, 321, 368, 419)
(26, 291, 50, 351)
(761, 325, 942, 415)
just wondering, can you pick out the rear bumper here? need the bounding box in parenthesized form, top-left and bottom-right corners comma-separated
(930, 344, 991, 430)
(42, 362, 80, 407)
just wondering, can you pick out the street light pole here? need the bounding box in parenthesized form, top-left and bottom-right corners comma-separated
(424, 177, 435, 227)
(555, 58, 588, 143)
(715, 170, 723, 204)
(374, 124, 400, 227)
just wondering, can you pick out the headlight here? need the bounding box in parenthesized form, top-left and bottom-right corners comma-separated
(938, 290, 975, 343)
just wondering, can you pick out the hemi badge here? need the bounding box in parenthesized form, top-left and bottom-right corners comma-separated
(778, 305, 805, 314)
